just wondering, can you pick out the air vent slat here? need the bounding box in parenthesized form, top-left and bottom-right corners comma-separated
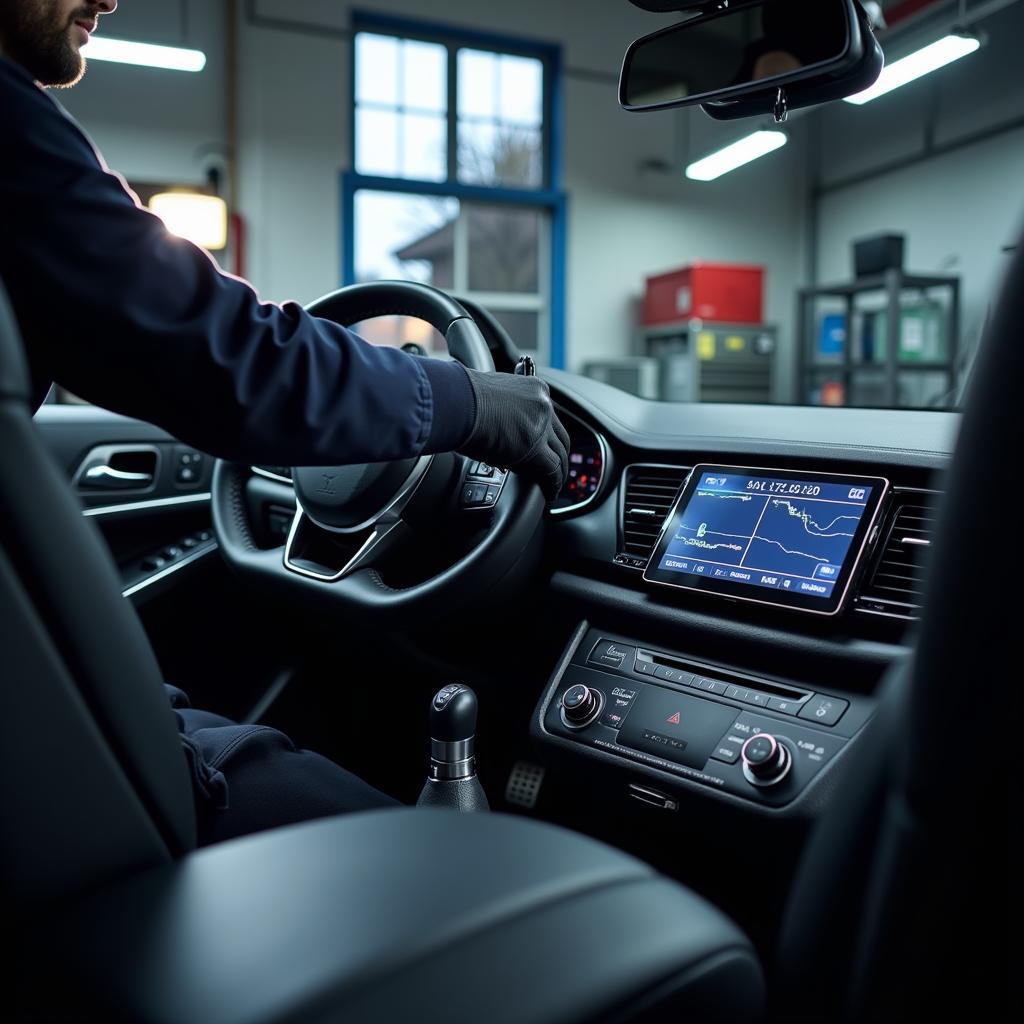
(616, 465, 689, 568)
(857, 491, 940, 620)
(879, 557, 918, 570)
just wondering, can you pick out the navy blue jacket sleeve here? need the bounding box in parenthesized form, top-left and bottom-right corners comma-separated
(0, 59, 476, 465)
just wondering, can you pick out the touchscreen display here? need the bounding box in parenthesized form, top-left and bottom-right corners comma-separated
(643, 465, 888, 615)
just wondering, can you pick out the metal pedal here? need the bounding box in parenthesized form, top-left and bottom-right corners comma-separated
(504, 760, 545, 809)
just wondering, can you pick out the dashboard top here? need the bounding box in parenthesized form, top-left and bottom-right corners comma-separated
(544, 369, 959, 470)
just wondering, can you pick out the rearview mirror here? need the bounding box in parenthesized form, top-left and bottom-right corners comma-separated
(619, 0, 882, 120)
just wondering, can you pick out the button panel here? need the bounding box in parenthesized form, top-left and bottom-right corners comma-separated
(606, 641, 850, 730)
(175, 448, 204, 487)
(543, 632, 868, 807)
(122, 530, 217, 597)
(600, 685, 638, 730)
(461, 463, 509, 509)
(655, 664, 694, 686)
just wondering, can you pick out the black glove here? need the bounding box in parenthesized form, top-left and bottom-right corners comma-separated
(459, 368, 570, 502)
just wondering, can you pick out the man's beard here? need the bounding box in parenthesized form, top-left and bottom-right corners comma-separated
(3, 2, 90, 88)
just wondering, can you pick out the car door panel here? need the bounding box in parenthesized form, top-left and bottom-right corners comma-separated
(33, 404, 217, 605)
(31, 403, 298, 720)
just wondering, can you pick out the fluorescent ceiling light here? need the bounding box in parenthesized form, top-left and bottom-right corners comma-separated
(150, 193, 228, 250)
(83, 36, 207, 73)
(685, 130, 787, 182)
(845, 33, 980, 105)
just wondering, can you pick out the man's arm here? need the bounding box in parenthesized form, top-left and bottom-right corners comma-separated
(0, 61, 475, 466)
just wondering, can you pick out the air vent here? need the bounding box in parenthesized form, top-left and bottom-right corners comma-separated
(856, 491, 940, 620)
(616, 464, 689, 569)
(251, 466, 293, 484)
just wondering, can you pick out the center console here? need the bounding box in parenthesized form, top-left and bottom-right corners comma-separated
(533, 625, 875, 811)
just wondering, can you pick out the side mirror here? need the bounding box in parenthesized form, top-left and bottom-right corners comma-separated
(619, 0, 883, 121)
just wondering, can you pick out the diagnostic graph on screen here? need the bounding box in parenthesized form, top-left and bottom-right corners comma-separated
(656, 473, 874, 600)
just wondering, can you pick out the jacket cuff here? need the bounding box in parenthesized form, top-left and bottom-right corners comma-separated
(419, 358, 478, 453)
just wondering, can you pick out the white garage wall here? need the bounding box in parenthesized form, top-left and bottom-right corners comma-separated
(57, 0, 227, 185)
(810, 1, 1024, 369)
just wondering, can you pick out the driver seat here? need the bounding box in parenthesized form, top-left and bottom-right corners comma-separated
(0, 277, 764, 1024)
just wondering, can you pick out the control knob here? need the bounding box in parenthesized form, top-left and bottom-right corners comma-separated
(740, 733, 791, 787)
(560, 683, 602, 728)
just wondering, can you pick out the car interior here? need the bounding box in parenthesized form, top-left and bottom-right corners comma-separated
(2, 0, 1014, 1021)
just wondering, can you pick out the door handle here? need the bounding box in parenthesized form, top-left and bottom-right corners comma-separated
(73, 444, 160, 493)
(83, 465, 155, 489)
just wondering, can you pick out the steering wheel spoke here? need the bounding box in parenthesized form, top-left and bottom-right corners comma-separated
(283, 509, 412, 583)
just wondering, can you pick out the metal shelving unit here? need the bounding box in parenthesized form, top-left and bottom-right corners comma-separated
(797, 270, 961, 409)
(634, 319, 777, 404)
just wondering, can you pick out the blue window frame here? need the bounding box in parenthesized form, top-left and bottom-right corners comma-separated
(343, 11, 566, 368)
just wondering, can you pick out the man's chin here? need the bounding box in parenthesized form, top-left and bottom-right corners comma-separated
(49, 62, 86, 88)
(42, 46, 86, 88)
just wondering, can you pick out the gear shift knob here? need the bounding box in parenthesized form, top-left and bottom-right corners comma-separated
(430, 683, 477, 745)
(417, 684, 489, 812)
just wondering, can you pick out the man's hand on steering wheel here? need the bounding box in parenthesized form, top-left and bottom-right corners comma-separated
(214, 281, 569, 624)
(458, 368, 570, 503)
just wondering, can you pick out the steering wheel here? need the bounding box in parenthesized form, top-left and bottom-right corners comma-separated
(211, 281, 546, 624)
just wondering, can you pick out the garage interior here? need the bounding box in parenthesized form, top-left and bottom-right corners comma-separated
(54, 0, 1024, 413)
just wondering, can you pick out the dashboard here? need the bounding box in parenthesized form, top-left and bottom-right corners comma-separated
(545, 370, 954, 635)
(535, 370, 956, 817)
(236, 365, 955, 816)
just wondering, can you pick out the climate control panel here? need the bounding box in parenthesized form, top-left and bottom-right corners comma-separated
(536, 629, 873, 808)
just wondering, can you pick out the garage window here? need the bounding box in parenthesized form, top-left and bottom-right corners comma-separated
(344, 14, 565, 367)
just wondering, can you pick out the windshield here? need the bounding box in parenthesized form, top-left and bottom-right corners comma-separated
(50, 0, 1023, 414)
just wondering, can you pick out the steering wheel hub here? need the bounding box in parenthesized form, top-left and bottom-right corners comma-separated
(293, 458, 420, 531)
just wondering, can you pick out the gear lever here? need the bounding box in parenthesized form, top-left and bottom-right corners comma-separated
(416, 684, 489, 812)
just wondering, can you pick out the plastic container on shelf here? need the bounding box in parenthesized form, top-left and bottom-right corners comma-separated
(642, 263, 764, 325)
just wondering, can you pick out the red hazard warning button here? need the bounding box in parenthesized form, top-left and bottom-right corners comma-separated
(666, 711, 681, 725)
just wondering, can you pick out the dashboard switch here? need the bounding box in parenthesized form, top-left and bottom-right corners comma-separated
(711, 744, 740, 764)
(602, 709, 627, 730)
(655, 665, 694, 686)
(588, 640, 634, 670)
(767, 696, 802, 716)
(560, 684, 602, 728)
(741, 733, 792, 787)
(797, 694, 849, 727)
(695, 677, 729, 695)
(468, 462, 501, 482)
